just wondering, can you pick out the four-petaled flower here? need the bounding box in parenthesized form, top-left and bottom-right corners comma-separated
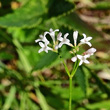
(84, 48, 96, 56)
(45, 28, 59, 44)
(35, 34, 49, 45)
(57, 32, 72, 48)
(38, 42, 53, 53)
(80, 33, 92, 47)
(77, 55, 90, 66)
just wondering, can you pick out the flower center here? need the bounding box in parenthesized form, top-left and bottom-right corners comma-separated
(82, 56, 86, 61)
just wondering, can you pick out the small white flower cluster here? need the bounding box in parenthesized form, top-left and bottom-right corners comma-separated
(35, 28, 96, 66)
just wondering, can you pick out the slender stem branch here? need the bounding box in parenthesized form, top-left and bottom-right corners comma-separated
(58, 54, 70, 77)
(71, 60, 79, 77)
(69, 76, 73, 110)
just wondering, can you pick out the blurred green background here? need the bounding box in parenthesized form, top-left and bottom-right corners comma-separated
(0, 0, 110, 110)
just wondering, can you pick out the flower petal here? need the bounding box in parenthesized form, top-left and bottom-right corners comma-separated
(85, 48, 96, 56)
(84, 54, 90, 58)
(47, 46, 53, 51)
(44, 32, 49, 36)
(84, 60, 90, 64)
(54, 29, 59, 32)
(80, 39, 85, 43)
(86, 42, 92, 47)
(49, 28, 53, 32)
(79, 60, 83, 66)
(59, 42, 63, 48)
(77, 55, 83, 60)
(82, 33, 86, 39)
(64, 33, 69, 38)
(86, 37, 92, 41)
(57, 32, 63, 41)
(39, 42, 44, 47)
(73, 31, 78, 40)
(73, 31, 78, 46)
(44, 38, 49, 44)
(38, 48, 43, 53)
(71, 56, 77, 62)
(35, 39, 40, 43)
(45, 49, 48, 53)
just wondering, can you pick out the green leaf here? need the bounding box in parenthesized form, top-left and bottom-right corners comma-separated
(33, 51, 58, 71)
(0, 0, 44, 28)
(2, 86, 16, 110)
(48, 0, 75, 17)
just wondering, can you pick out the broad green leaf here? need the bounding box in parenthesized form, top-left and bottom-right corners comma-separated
(33, 51, 58, 71)
(2, 86, 16, 110)
(0, 0, 44, 28)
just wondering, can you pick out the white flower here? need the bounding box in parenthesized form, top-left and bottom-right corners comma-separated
(35, 34, 49, 44)
(45, 28, 59, 44)
(57, 32, 72, 48)
(84, 48, 96, 56)
(80, 33, 92, 47)
(73, 31, 78, 46)
(38, 42, 53, 53)
(77, 55, 90, 66)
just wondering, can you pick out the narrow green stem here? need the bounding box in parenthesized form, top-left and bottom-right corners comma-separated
(69, 76, 73, 110)
(71, 60, 80, 77)
(69, 61, 79, 110)
(58, 54, 70, 77)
